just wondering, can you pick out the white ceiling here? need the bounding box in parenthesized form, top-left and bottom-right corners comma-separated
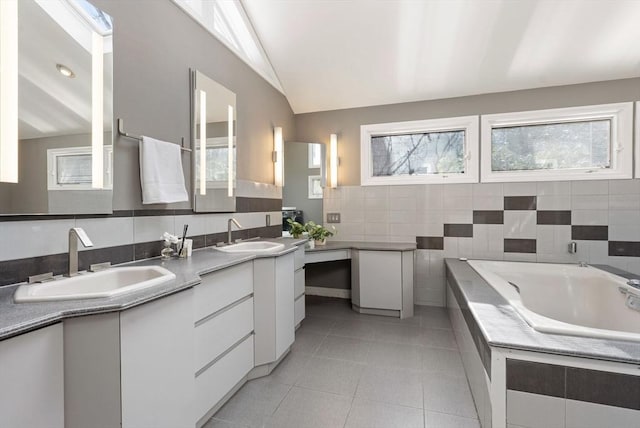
(242, 0, 640, 114)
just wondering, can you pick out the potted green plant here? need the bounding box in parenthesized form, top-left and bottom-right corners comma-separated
(286, 218, 307, 239)
(306, 221, 335, 246)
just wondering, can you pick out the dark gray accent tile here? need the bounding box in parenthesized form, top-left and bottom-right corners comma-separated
(417, 237, 444, 250)
(537, 211, 571, 225)
(506, 359, 565, 398)
(0, 214, 77, 222)
(190, 234, 206, 250)
(0, 253, 68, 286)
(444, 224, 473, 238)
(133, 209, 177, 217)
(206, 232, 228, 247)
(472, 211, 504, 224)
(78, 244, 135, 271)
(134, 241, 164, 260)
(504, 238, 536, 253)
(236, 197, 282, 213)
(571, 225, 608, 241)
(566, 367, 640, 410)
(174, 209, 196, 216)
(609, 241, 640, 257)
(504, 196, 536, 210)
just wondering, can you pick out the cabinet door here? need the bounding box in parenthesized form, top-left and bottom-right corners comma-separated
(275, 253, 295, 358)
(0, 324, 64, 428)
(359, 250, 402, 310)
(120, 289, 195, 428)
(294, 267, 305, 299)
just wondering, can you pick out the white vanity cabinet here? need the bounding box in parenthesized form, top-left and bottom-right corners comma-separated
(0, 323, 64, 428)
(193, 262, 255, 427)
(294, 245, 306, 327)
(352, 250, 414, 319)
(64, 289, 195, 428)
(253, 252, 295, 370)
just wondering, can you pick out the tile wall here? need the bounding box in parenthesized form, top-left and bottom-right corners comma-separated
(323, 179, 640, 306)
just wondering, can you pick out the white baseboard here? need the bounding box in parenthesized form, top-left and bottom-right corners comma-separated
(305, 286, 351, 299)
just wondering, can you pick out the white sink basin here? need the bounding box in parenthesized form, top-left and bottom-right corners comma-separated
(216, 241, 285, 254)
(13, 266, 176, 303)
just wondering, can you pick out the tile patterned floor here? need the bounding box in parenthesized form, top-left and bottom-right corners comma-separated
(205, 296, 480, 428)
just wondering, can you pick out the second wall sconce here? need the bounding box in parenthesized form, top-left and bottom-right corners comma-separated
(329, 133, 338, 188)
(273, 126, 283, 187)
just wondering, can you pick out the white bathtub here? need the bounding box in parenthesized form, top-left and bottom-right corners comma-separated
(467, 260, 640, 342)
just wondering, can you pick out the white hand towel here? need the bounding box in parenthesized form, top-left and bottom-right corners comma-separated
(139, 136, 189, 204)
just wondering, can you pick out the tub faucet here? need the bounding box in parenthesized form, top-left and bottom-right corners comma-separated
(578, 261, 588, 267)
(227, 218, 243, 244)
(627, 279, 640, 290)
(68, 227, 93, 277)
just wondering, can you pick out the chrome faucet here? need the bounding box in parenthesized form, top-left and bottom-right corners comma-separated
(627, 279, 640, 290)
(68, 227, 93, 277)
(227, 218, 243, 244)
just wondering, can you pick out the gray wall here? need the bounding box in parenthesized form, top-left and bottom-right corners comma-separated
(92, 0, 294, 210)
(283, 142, 323, 224)
(294, 78, 640, 186)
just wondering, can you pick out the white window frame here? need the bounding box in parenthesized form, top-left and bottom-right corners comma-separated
(481, 103, 634, 183)
(47, 145, 113, 191)
(308, 143, 322, 168)
(360, 116, 479, 186)
(635, 102, 640, 178)
(308, 175, 323, 199)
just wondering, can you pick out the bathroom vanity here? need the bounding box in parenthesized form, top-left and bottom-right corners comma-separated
(0, 240, 302, 428)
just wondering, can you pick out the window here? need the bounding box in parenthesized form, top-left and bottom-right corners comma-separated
(194, 137, 237, 189)
(481, 103, 633, 182)
(308, 175, 323, 199)
(308, 143, 322, 168)
(47, 146, 113, 190)
(360, 116, 479, 185)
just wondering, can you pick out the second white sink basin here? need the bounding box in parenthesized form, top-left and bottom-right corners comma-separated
(13, 266, 176, 303)
(216, 241, 285, 254)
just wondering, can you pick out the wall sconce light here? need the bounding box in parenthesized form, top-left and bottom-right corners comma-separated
(329, 133, 338, 188)
(91, 32, 104, 189)
(199, 90, 207, 195)
(273, 126, 283, 187)
(0, 0, 18, 183)
(227, 104, 233, 197)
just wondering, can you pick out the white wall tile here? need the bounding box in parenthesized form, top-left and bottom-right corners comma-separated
(419, 185, 443, 210)
(609, 224, 640, 241)
(389, 185, 421, 198)
(571, 195, 608, 210)
(504, 211, 537, 238)
(504, 182, 536, 196)
(507, 390, 564, 428)
(472, 225, 503, 258)
(206, 214, 228, 234)
(572, 180, 609, 195)
(417, 223, 444, 237)
(503, 253, 537, 262)
(389, 223, 418, 237)
(473, 196, 503, 210)
(537, 195, 571, 210)
(389, 210, 417, 224)
(364, 186, 389, 199)
(418, 210, 443, 225)
(389, 197, 417, 212)
(0, 219, 76, 261)
(609, 209, 640, 225)
(566, 399, 640, 428)
(443, 237, 459, 257)
(458, 238, 473, 258)
(365, 209, 389, 223)
(76, 217, 134, 250)
(609, 194, 640, 210)
(608, 179, 640, 195)
(537, 181, 572, 195)
(365, 222, 389, 236)
(473, 183, 503, 197)
(174, 215, 206, 237)
(444, 196, 473, 211)
(443, 183, 472, 197)
(443, 210, 473, 224)
(571, 209, 608, 225)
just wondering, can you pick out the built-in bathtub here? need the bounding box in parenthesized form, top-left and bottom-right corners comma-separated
(467, 260, 640, 342)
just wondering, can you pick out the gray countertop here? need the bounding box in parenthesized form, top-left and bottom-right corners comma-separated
(445, 258, 640, 365)
(0, 238, 304, 341)
(305, 240, 417, 252)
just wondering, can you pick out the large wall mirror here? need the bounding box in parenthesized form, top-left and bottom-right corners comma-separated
(282, 141, 325, 234)
(0, 0, 114, 215)
(191, 70, 236, 212)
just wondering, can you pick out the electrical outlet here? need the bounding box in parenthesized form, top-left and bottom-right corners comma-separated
(265, 214, 271, 226)
(326, 213, 341, 223)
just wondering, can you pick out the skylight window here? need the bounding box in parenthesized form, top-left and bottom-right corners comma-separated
(173, 0, 284, 93)
(70, 0, 113, 35)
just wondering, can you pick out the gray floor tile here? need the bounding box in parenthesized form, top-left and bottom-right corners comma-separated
(305, 297, 354, 319)
(355, 366, 423, 409)
(422, 327, 458, 350)
(329, 318, 377, 340)
(367, 341, 423, 371)
(214, 378, 290, 428)
(345, 399, 425, 428)
(422, 347, 466, 378)
(266, 387, 352, 428)
(296, 315, 336, 334)
(425, 411, 480, 428)
(295, 356, 364, 397)
(290, 329, 326, 355)
(268, 351, 311, 385)
(423, 374, 478, 419)
(203, 419, 251, 428)
(360, 313, 422, 327)
(417, 306, 453, 330)
(316, 335, 371, 363)
(372, 322, 426, 346)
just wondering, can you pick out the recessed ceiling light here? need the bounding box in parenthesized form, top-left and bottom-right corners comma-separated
(56, 63, 75, 78)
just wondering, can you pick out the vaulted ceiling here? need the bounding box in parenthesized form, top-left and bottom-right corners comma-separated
(242, 0, 640, 114)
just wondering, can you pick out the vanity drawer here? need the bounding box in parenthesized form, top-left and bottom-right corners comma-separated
(195, 335, 254, 420)
(294, 295, 305, 326)
(294, 246, 305, 270)
(305, 249, 350, 264)
(194, 262, 253, 323)
(294, 267, 305, 299)
(195, 297, 254, 372)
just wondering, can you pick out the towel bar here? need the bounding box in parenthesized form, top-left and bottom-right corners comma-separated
(116, 118, 192, 153)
